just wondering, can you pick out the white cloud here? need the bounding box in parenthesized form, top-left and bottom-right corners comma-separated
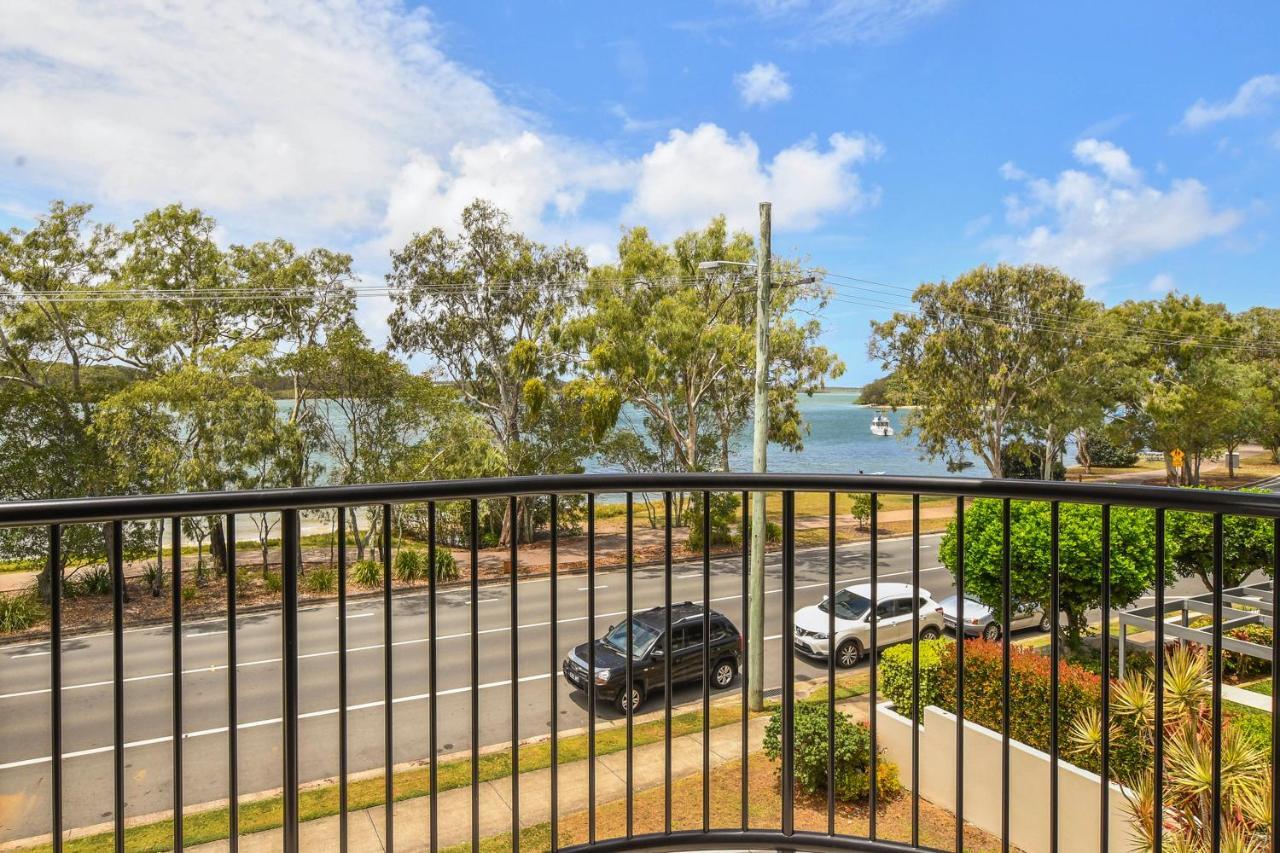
(995, 139, 1242, 285)
(625, 124, 881, 236)
(739, 0, 953, 43)
(1072, 139, 1140, 185)
(0, 0, 520, 240)
(735, 63, 792, 107)
(378, 132, 634, 253)
(0, 1, 882, 277)
(1181, 74, 1280, 130)
(1148, 273, 1175, 294)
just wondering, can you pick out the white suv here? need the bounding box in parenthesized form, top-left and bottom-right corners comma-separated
(793, 582, 945, 668)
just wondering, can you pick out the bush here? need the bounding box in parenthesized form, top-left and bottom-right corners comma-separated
(181, 586, 197, 604)
(930, 640, 1144, 778)
(434, 549, 459, 582)
(1081, 433, 1139, 468)
(765, 521, 782, 544)
(0, 592, 45, 633)
(1188, 618, 1272, 681)
(394, 549, 426, 583)
(848, 493, 882, 530)
(142, 562, 166, 597)
(878, 639, 949, 717)
(303, 566, 338, 595)
(263, 570, 283, 594)
(68, 565, 112, 597)
(351, 559, 381, 588)
(762, 701, 900, 802)
(685, 492, 741, 552)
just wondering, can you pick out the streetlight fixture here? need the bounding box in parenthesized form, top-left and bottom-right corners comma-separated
(698, 203, 815, 711)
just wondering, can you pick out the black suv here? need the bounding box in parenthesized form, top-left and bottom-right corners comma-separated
(562, 602, 742, 714)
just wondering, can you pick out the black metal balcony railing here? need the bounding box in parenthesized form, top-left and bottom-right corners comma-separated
(3, 473, 1279, 853)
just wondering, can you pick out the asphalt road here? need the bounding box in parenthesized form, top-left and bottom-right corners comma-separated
(0, 530, 1211, 842)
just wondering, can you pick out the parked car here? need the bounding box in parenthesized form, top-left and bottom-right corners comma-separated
(938, 593, 1051, 641)
(562, 602, 741, 714)
(792, 582, 945, 668)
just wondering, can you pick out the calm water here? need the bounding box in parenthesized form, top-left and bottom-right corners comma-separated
(284, 392, 961, 480)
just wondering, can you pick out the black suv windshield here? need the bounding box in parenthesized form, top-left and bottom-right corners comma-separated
(819, 590, 871, 621)
(603, 618, 662, 659)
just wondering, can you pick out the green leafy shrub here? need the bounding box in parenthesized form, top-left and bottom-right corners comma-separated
(142, 562, 166, 597)
(763, 701, 900, 802)
(434, 549, 459, 582)
(303, 566, 338, 595)
(878, 638, 949, 717)
(848, 493, 882, 530)
(685, 492, 741, 552)
(1081, 432, 1139, 468)
(765, 521, 782, 544)
(1187, 618, 1272, 681)
(394, 549, 426, 583)
(351, 559, 381, 588)
(263, 570, 283, 594)
(68, 566, 112, 597)
(181, 586, 197, 604)
(929, 640, 1145, 778)
(0, 592, 44, 633)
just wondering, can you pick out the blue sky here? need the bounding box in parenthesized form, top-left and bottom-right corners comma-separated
(2, 0, 1278, 383)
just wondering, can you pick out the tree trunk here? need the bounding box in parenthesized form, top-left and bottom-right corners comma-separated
(210, 517, 228, 577)
(349, 508, 365, 561)
(1076, 429, 1092, 475)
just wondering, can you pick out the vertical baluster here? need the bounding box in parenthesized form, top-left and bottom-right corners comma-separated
(868, 492, 879, 841)
(225, 513, 238, 853)
(663, 490, 673, 836)
(1270, 517, 1278, 850)
(49, 524, 63, 853)
(381, 504, 394, 851)
(171, 517, 184, 851)
(701, 490, 711, 834)
(587, 493, 597, 845)
(469, 499, 479, 852)
(1001, 498, 1011, 853)
(955, 497, 965, 853)
(1152, 509, 1165, 853)
(549, 496, 559, 852)
(1100, 504, 1112, 853)
(426, 503, 438, 853)
(1049, 502, 1060, 853)
(740, 490, 749, 833)
(781, 491, 796, 838)
(826, 492, 836, 837)
(338, 510, 349, 851)
(625, 492, 635, 840)
(281, 510, 300, 853)
(911, 495, 921, 848)
(110, 520, 125, 853)
(1211, 512, 1223, 852)
(510, 496, 521, 852)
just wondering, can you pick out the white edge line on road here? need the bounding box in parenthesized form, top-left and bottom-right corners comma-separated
(4, 646, 807, 769)
(0, 565, 949, 701)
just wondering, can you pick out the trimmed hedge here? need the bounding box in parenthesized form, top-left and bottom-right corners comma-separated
(878, 638, 949, 718)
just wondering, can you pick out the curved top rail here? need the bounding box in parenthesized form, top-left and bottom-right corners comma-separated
(2, 472, 1279, 527)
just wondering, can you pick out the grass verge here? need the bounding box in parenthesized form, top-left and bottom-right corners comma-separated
(19, 702, 752, 852)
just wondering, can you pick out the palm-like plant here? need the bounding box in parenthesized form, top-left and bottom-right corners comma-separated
(1068, 646, 1271, 852)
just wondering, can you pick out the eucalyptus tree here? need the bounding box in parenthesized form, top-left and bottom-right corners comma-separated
(572, 216, 841, 492)
(870, 264, 1097, 478)
(386, 199, 618, 544)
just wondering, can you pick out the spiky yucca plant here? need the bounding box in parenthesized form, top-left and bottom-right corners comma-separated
(1068, 646, 1271, 852)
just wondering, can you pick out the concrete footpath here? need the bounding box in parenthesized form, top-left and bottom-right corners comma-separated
(190, 713, 779, 852)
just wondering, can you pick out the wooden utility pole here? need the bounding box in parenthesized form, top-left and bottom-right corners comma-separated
(748, 201, 770, 711)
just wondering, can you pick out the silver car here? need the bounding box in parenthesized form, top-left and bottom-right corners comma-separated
(793, 582, 946, 668)
(939, 593, 1051, 641)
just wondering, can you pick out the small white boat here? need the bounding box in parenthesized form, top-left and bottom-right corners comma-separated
(870, 411, 894, 437)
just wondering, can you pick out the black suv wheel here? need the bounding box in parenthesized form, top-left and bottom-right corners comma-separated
(712, 658, 736, 688)
(616, 683, 645, 715)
